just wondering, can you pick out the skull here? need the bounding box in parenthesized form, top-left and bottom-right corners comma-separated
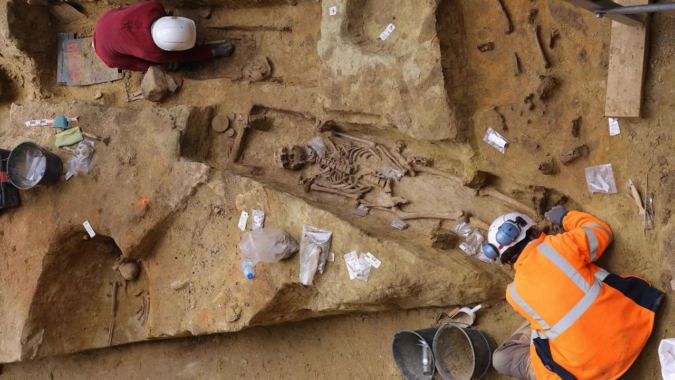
(274, 145, 308, 170)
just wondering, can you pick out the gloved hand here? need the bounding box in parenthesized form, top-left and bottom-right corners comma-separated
(545, 205, 568, 226)
(214, 44, 235, 58)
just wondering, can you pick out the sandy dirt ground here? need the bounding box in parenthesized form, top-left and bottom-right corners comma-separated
(3, 0, 675, 379)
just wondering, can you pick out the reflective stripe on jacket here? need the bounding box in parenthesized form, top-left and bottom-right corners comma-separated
(506, 211, 662, 380)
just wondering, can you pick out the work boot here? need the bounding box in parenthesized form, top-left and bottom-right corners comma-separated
(214, 44, 234, 58)
(167, 62, 182, 72)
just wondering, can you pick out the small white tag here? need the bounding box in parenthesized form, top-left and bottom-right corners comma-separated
(83, 221, 96, 238)
(252, 210, 265, 230)
(379, 24, 396, 41)
(238, 211, 249, 231)
(331, 252, 335, 262)
(65, 172, 74, 180)
(363, 252, 381, 268)
(608, 118, 621, 136)
(329, 6, 337, 15)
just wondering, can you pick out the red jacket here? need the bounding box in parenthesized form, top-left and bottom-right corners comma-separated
(93, 1, 214, 72)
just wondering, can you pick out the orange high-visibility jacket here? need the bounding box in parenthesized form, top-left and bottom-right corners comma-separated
(506, 211, 662, 380)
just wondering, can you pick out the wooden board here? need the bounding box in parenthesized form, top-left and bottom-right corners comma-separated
(605, 0, 650, 118)
(57, 33, 75, 85)
(58, 37, 123, 86)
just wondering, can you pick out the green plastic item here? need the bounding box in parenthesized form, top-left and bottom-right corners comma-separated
(55, 127, 83, 147)
(52, 115, 72, 129)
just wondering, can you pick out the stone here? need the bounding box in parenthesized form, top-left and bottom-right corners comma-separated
(141, 66, 170, 102)
(558, 145, 589, 166)
(225, 306, 241, 322)
(119, 262, 140, 281)
(211, 113, 230, 133)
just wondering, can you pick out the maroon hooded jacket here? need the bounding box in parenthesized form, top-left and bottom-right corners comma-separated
(93, 1, 214, 72)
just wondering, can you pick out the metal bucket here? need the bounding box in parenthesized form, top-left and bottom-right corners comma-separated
(7, 142, 63, 189)
(392, 328, 438, 380)
(433, 323, 496, 380)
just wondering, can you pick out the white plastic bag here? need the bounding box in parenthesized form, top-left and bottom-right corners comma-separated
(344, 251, 371, 282)
(659, 339, 675, 379)
(585, 164, 617, 194)
(239, 228, 299, 265)
(298, 225, 333, 285)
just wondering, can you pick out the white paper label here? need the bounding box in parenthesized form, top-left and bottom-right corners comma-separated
(608, 118, 621, 136)
(252, 210, 264, 230)
(363, 252, 381, 268)
(379, 24, 396, 41)
(83, 221, 96, 238)
(329, 6, 337, 15)
(238, 211, 249, 231)
(489, 133, 507, 148)
(331, 252, 335, 262)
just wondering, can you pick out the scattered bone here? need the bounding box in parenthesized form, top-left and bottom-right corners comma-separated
(533, 25, 550, 69)
(225, 129, 236, 138)
(558, 145, 589, 166)
(331, 131, 377, 147)
(410, 164, 463, 185)
(143, 295, 150, 326)
(513, 53, 521, 76)
(107, 321, 115, 347)
(360, 196, 409, 209)
(310, 184, 362, 199)
(275, 145, 309, 170)
(523, 93, 534, 110)
(571, 116, 581, 138)
(372, 206, 464, 222)
(527, 8, 538, 24)
(477, 42, 494, 52)
(47, 2, 86, 24)
(93, 92, 103, 100)
(536, 75, 557, 100)
(493, 0, 514, 34)
(470, 217, 491, 231)
(492, 106, 507, 131)
(137, 295, 146, 321)
(549, 28, 560, 48)
(111, 281, 120, 318)
(134, 290, 143, 296)
(537, 159, 558, 175)
(478, 186, 537, 216)
(430, 229, 459, 250)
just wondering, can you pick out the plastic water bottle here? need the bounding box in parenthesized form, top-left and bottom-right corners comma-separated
(241, 258, 255, 279)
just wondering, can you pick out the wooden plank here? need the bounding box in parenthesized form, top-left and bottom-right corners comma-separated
(605, 0, 650, 118)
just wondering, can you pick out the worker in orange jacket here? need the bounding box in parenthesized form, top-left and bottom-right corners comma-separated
(481, 207, 663, 380)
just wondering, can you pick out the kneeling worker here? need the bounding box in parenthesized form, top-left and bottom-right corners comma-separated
(483, 207, 662, 380)
(94, 1, 233, 72)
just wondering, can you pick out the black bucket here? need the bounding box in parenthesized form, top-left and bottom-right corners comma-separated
(433, 323, 496, 380)
(7, 142, 63, 189)
(0, 149, 20, 210)
(392, 328, 438, 380)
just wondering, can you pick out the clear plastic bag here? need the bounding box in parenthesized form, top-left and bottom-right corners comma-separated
(65, 139, 96, 177)
(239, 228, 299, 265)
(585, 164, 617, 194)
(483, 127, 508, 154)
(344, 251, 371, 282)
(308, 137, 327, 158)
(299, 225, 333, 285)
(452, 221, 485, 256)
(382, 166, 403, 182)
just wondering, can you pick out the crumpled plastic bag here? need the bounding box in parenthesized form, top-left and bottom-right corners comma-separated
(660, 339, 675, 379)
(298, 225, 333, 286)
(239, 228, 299, 265)
(585, 164, 617, 194)
(65, 139, 96, 177)
(453, 221, 495, 264)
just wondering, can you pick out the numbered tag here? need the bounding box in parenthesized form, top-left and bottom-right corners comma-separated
(379, 24, 396, 41)
(238, 211, 249, 231)
(329, 6, 337, 15)
(83, 221, 96, 238)
(363, 252, 381, 268)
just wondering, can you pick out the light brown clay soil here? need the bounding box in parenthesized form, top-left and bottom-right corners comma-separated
(3, 0, 675, 379)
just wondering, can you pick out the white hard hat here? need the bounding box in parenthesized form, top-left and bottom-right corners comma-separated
(482, 213, 536, 261)
(151, 16, 197, 51)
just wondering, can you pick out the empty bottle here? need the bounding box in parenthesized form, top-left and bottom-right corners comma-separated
(241, 258, 255, 279)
